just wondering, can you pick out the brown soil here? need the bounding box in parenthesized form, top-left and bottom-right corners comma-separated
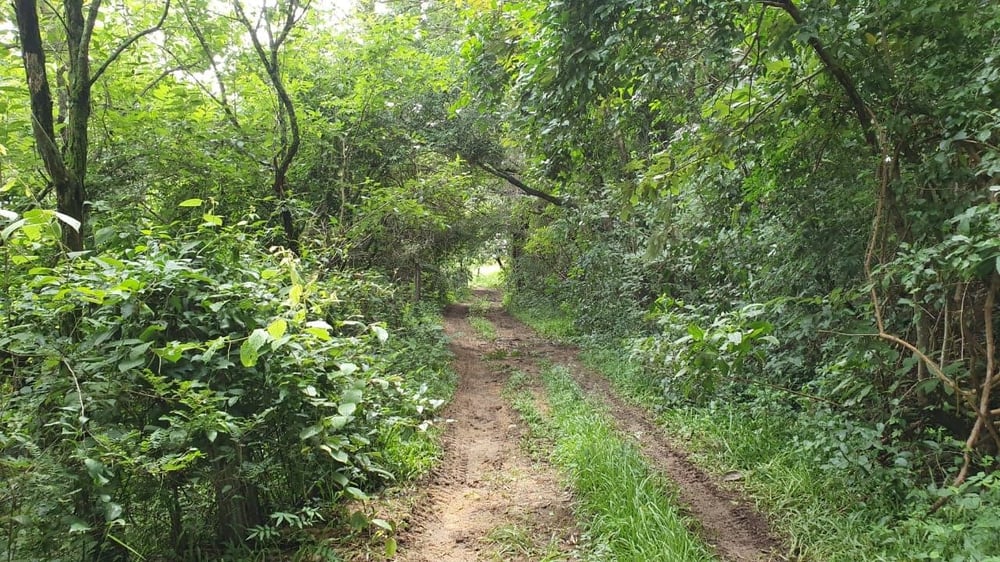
(394, 293, 580, 562)
(396, 289, 787, 562)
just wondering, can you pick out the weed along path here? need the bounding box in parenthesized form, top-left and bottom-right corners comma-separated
(395, 289, 785, 561)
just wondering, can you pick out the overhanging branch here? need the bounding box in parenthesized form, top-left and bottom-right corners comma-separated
(761, 0, 879, 150)
(474, 161, 572, 207)
(90, 0, 171, 86)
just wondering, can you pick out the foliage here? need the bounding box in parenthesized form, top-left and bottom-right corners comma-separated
(483, 0, 1000, 552)
(0, 211, 451, 559)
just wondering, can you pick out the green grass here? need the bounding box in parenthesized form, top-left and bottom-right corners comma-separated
(580, 341, 1000, 562)
(580, 343, 891, 560)
(506, 366, 716, 561)
(468, 315, 498, 341)
(512, 303, 1000, 561)
(506, 299, 576, 341)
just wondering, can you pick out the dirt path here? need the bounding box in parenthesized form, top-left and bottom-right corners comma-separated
(482, 297, 786, 562)
(395, 296, 579, 561)
(396, 290, 786, 562)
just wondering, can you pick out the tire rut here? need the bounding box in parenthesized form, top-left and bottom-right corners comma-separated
(481, 294, 788, 562)
(394, 302, 579, 562)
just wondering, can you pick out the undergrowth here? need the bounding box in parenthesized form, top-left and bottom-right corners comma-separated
(506, 366, 716, 561)
(579, 342, 1000, 562)
(505, 295, 576, 342)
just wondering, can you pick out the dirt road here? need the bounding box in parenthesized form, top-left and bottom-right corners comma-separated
(395, 290, 785, 561)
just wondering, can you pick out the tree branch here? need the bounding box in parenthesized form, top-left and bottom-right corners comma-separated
(761, 0, 879, 150)
(90, 0, 171, 86)
(474, 162, 572, 207)
(180, 2, 241, 130)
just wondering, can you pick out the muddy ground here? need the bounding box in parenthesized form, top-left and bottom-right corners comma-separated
(393, 290, 786, 561)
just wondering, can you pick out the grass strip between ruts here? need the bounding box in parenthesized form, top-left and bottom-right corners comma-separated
(506, 366, 718, 562)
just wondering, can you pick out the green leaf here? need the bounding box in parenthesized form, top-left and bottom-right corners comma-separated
(240, 328, 269, 367)
(346, 486, 368, 500)
(342, 389, 363, 404)
(371, 324, 389, 343)
(117, 356, 146, 372)
(305, 327, 331, 341)
(239, 343, 258, 367)
(338, 402, 357, 416)
(331, 471, 349, 486)
(299, 425, 321, 440)
(178, 198, 203, 207)
(54, 211, 81, 232)
(69, 519, 92, 533)
(105, 503, 123, 522)
(306, 319, 333, 330)
(202, 213, 223, 226)
(1, 218, 26, 241)
(289, 284, 303, 306)
(85, 458, 103, 479)
(385, 537, 398, 557)
(686, 324, 704, 341)
(155, 342, 199, 363)
(267, 318, 288, 339)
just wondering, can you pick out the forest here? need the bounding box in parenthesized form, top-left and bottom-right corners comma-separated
(1, 0, 998, 560)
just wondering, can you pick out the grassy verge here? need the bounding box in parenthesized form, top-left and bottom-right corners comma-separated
(506, 366, 717, 561)
(576, 342, 1000, 561)
(581, 344, 893, 561)
(502, 304, 907, 561)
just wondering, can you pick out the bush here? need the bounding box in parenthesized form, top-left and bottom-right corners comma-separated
(0, 216, 450, 560)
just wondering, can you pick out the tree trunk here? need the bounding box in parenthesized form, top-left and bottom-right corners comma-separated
(15, 0, 88, 251)
(212, 440, 263, 545)
(413, 261, 422, 302)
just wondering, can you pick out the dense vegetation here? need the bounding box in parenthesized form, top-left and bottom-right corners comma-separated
(1, 2, 483, 559)
(489, 0, 1000, 559)
(2, 0, 999, 559)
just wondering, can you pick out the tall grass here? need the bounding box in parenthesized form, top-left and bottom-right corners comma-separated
(580, 343, 891, 560)
(579, 342, 1000, 562)
(507, 367, 716, 561)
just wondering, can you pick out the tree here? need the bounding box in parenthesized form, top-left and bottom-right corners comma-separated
(13, 0, 169, 252)
(233, 0, 308, 254)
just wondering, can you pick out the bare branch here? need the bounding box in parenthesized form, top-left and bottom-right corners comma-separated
(90, 0, 171, 86)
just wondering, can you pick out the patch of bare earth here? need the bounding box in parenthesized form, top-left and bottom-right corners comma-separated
(481, 291, 788, 562)
(394, 296, 579, 562)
